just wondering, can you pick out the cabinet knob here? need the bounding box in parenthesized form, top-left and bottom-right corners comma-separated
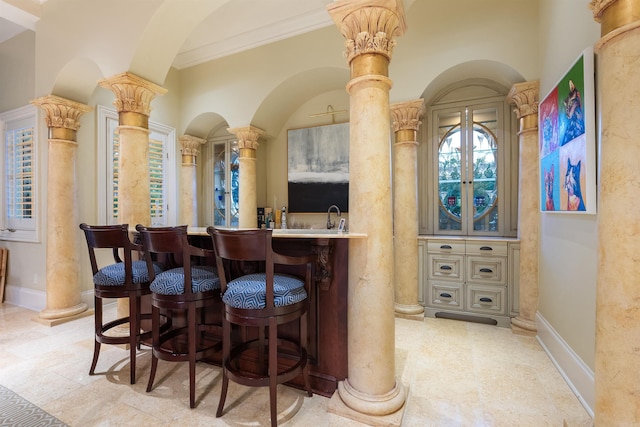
(480, 246, 493, 251)
(440, 265, 452, 271)
(479, 268, 493, 273)
(440, 244, 452, 249)
(439, 292, 452, 299)
(479, 297, 493, 303)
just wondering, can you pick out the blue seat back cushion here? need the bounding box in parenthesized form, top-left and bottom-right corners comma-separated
(93, 260, 163, 286)
(222, 273, 307, 309)
(150, 265, 220, 295)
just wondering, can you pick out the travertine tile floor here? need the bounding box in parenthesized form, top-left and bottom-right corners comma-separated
(0, 303, 592, 426)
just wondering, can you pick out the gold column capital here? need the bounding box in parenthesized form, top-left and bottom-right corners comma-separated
(391, 99, 425, 137)
(328, 0, 407, 65)
(590, 0, 640, 35)
(508, 81, 539, 132)
(179, 134, 205, 166)
(99, 72, 167, 127)
(31, 94, 92, 141)
(227, 125, 265, 155)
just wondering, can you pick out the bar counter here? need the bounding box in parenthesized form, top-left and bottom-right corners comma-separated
(186, 227, 365, 397)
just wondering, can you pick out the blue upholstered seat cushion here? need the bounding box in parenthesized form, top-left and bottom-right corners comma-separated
(150, 265, 220, 295)
(222, 273, 307, 309)
(93, 260, 162, 286)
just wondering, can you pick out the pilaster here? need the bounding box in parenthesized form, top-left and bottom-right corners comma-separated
(31, 95, 92, 324)
(391, 99, 425, 320)
(227, 126, 264, 228)
(507, 81, 539, 333)
(179, 135, 205, 226)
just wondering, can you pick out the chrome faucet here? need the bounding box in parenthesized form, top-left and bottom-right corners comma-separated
(327, 204, 341, 229)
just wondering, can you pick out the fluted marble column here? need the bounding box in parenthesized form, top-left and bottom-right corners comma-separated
(591, 1, 640, 424)
(328, 0, 407, 419)
(32, 95, 92, 324)
(507, 81, 539, 333)
(391, 99, 425, 320)
(228, 126, 264, 228)
(179, 135, 205, 226)
(99, 72, 166, 322)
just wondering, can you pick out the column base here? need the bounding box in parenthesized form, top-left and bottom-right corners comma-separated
(511, 315, 537, 333)
(35, 304, 92, 327)
(331, 378, 406, 424)
(394, 302, 424, 320)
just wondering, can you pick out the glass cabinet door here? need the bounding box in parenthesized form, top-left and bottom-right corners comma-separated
(213, 141, 239, 227)
(435, 105, 500, 235)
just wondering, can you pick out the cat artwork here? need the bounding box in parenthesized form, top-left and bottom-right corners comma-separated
(564, 158, 585, 211)
(561, 79, 585, 145)
(544, 166, 555, 211)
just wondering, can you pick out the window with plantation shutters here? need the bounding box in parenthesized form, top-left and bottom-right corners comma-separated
(98, 105, 176, 226)
(0, 105, 39, 242)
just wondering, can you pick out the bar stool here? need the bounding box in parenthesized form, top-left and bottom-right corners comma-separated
(208, 227, 314, 427)
(136, 224, 222, 408)
(79, 223, 162, 384)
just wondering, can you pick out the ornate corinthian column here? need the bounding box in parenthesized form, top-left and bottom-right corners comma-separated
(99, 72, 166, 323)
(391, 99, 425, 320)
(328, 0, 407, 421)
(179, 135, 205, 226)
(590, 1, 640, 424)
(99, 72, 167, 227)
(32, 95, 92, 324)
(227, 126, 264, 228)
(507, 81, 539, 333)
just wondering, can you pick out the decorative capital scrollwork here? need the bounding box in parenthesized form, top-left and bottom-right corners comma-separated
(507, 81, 540, 119)
(589, 0, 617, 22)
(227, 125, 265, 151)
(31, 94, 92, 132)
(390, 99, 425, 133)
(99, 72, 167, 117)
(328, 0, 407, 63)
(179, 135, 205, 157)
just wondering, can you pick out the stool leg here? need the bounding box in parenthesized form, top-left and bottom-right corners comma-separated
(188, 304, 197, 409)
(268, 317, 278, 427)
(216, 316, 230, 418)
(301, 311, 312, 397)
(146, 304, 160, 393)
(89, 294, 102, 376)
(129, 292, 138, 385)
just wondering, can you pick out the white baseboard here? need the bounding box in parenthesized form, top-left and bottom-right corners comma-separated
(536, 312, 594, 417)
(3, 285, 95, 313)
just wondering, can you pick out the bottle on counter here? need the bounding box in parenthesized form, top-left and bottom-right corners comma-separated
(281, 206, 287, 229)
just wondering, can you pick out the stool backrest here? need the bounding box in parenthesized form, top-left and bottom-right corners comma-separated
(79, 223, 137, 281)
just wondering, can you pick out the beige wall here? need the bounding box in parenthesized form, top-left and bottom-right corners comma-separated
(537, 0, 599, 370)
(0, 0, 599, 379)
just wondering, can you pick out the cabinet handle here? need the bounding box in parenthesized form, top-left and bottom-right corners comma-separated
(440, 265, 452, 270)
(479, 297, 493, 303)
(440, 244, 452, 249)
(480, 246, 493, 251)
(479, 268, 493, 273)
(439, 292, 452, 298)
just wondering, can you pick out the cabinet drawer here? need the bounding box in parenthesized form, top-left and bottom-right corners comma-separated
(427, 240, 465, 254)
(465, 241, 508, 257)
(427, 254, 464, 281)
(466, 256, 506, 285)
(466, 284, 506, 315)
(427, 282, 463, 311)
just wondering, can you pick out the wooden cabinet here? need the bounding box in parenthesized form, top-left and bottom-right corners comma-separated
(419, 237, 518, 327)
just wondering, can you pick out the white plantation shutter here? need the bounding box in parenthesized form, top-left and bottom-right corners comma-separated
(149, 135, 165, 225)
(0, 105, 38, 242)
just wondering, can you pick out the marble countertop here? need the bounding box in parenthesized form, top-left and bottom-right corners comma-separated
(187, 227, 366, 239)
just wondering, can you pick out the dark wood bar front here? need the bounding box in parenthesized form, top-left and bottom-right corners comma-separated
(186, 228, 363, 397)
